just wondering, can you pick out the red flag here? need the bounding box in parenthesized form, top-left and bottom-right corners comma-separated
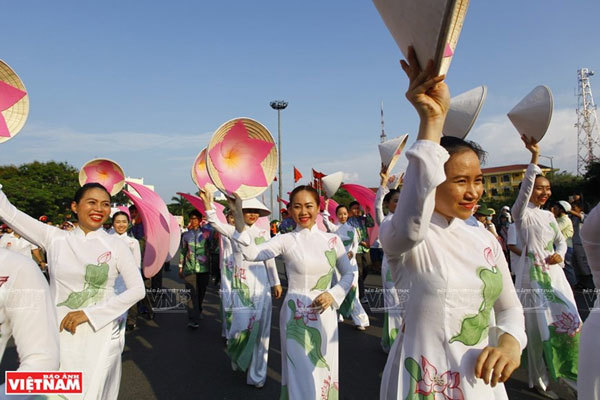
(312, 169, 325, 179)
(293, 167, 303, 183)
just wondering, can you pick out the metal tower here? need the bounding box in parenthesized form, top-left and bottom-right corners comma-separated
(576, 68, 600, 175)
(380, 101, 387, 143)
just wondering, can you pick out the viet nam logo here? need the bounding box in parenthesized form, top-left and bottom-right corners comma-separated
(5, 372, 82, 394)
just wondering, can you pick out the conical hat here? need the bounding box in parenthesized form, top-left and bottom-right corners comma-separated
(191, 147, 216, 193)
(0, 60, 29, 144)
(206, 117, 277, 200)
(321, 172, 344, 198)
(507, 85, 553, 142)
(443, 85, 487, 139)
(79, 158, 126, 196)
(378, 134, 408, 173)
(372, 0, 470, 75)
(242, 198, 271, 217)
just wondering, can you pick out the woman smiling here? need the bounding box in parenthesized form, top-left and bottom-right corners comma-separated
(0, 182, 145, 400)
(229, 186, 355, 399)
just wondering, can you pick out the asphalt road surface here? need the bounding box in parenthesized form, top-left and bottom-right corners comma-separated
(1, 259, 584, 399)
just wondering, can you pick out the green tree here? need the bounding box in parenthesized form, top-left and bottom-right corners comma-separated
(583, 161, 600, 207)
(0, 161, 80, 223)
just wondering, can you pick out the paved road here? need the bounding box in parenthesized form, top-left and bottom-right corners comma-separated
(1, 260, 582, 399)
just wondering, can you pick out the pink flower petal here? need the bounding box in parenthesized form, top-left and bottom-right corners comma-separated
(421, 356, 438, 384)
(0, 81, 27, 137)
(484, 247, 495, 267)
(208, 120, 274, 193)
(97, 251, 112, 264)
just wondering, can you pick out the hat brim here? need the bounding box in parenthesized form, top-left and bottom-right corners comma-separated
(206, 118, 277, 200)
(79, 158, 126, 196)
(0, 60, 29, 144)
(444, 86, 487, 139)
(507, 85, 553, 143)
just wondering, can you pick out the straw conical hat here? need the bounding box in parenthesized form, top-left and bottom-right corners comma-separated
(443, 85, 487, 139)
(507, 85, 553, 142)
(372, 0, 470, 75)
(191, 147, 217, 193)
(322, 172, 344, 198)
(242, 198, 271, 217)
(0, 60, 29, 144)
(379, 134, 408, 173)
(206, 117, 277, 200)
(79, 158, 126, 196)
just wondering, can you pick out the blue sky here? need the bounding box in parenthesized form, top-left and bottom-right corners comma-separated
(2, 1, 599, 207)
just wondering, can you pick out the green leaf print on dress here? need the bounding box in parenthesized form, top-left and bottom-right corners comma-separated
(528, 252, 567, 306)
(542, 314, 581, 381)
(227, 320, 260, 371)
(57, 252, 111, 309)
(342, 230, 354, 248)
(232, 266, 253, 308)
(338, 286, 356, 318)
(450, 247, 503, 346)
(254, 236, 266, 245)
(311, 248, 337, 291)
(286, 299, 329, 370)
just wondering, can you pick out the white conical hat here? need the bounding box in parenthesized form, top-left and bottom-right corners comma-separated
(241, 198, 271, 217)
(507, 85, 553, 142)
(372, 0, 469, 75)
(322, 172, 344, 198)
(379, 134, 408, 173)
(443, 85, 487, 139)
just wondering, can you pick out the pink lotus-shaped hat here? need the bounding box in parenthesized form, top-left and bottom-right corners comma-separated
(0, 60, 29, 144)
(79, 158, 126, 196)
(191, 147, 217, 193)
(207, 118, 277, 200)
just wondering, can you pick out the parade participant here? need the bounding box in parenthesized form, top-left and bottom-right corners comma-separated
(373, 168, 403, 353)
(569, 200, 593, 289)
(218, 209, 236, 339)
(0, 249, 59, 380)
(347, 201, 374, 303)
(0, 226, 45, 267)
(278, 204, 296, 234)
(578, 203, 600, 399)
(0, 182, 145, 400)
(513, 136, 580, 398)
(322, 200, 369, 330)
(178, 209, 212, 329)
(111, 211, 142, 333)
(379, 47, 526, 400)
(200, 191, 282, 388)
(230, 186, 354, 399)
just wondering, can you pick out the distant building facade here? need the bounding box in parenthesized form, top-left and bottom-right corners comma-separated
(482, 164, 552, 199)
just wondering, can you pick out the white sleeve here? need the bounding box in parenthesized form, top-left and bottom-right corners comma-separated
(6, 254, 59, 371)
(326, 236, 356, 308)
(506, 224, 517, 246)
(82, 240, 145, 331)
(321, 210, 338, 233)
(258, 231, 280, 286)
(381, 140, 449, 257)
(490, 238, 527, 351)
(132, 239, 142, 269)
(206, 209, 236, 238)
(375, 185, 389, 226)
(512, 164, 541, 224)
(233, 230, 286, 262)
(0, 188, 56, 251)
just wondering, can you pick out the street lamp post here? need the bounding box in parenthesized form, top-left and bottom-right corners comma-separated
(270, 100, 288, 220)
(539, 154, 555, 177)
